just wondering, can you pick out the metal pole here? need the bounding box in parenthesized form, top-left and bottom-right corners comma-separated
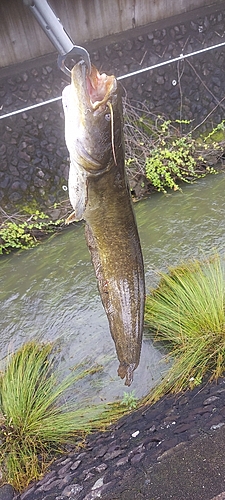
(23, 0, 74, 55)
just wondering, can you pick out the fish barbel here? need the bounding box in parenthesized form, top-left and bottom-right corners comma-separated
(62, 61, 145, 386)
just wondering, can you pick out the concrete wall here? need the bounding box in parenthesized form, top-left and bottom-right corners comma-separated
(0, 0, 224, 68)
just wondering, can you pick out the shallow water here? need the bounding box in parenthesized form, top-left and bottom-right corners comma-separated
(1, 172, 225, 403)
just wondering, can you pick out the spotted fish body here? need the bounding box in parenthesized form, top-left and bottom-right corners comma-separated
(62, 61, 145, 385)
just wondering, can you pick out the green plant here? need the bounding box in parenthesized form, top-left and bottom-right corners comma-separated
(0, 216, 62, 254)
(145, 136, 199, 192)
(121, 390, 138, 409)
(203, 120, 225, 143)
(143, 254, 225, 404)
(124, 101, 222, 194)
(0, 222, 37, 253)
(0, 341, 124, 491)
(28, 210, 49, 220)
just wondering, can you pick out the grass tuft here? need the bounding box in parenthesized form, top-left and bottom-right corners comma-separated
(144, 254, 225, 404)
(0, 341, 127, 491)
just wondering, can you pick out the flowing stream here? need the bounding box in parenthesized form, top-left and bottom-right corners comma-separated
(1, 172, 225, 403)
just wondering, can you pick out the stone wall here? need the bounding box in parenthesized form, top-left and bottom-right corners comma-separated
(0, 5, 225, 212)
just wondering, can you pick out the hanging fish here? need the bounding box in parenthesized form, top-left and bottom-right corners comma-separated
(62, 61, 145, 386)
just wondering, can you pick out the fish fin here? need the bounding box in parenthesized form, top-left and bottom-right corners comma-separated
(68, 162, 88, 220)
(85, 222, 110, 308)
(85, 223, 103, 279)
(62, 86, 88, 220)
(65, 212, 78, 225)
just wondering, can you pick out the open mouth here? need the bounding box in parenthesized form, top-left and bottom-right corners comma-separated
(86, 65, 116, 110)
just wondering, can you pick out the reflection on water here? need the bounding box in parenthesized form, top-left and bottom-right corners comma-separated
(1, 173, 225, 402)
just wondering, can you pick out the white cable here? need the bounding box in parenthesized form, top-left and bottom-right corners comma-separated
(117, 40, 225, 80)
(1, 39, 225, 120)
(0, 96, 61, 120)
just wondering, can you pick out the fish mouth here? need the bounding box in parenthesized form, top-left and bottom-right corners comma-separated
(85, 64, 117, 111)
(71, 61, 117, 111)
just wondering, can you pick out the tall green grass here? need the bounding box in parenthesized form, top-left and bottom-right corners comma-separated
(144, 255, 225, 404)
(0, 342, 126, 491)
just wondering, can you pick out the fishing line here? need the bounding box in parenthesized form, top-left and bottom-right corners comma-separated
(1, 39, 225, 120)
(107, 100, 117, 166)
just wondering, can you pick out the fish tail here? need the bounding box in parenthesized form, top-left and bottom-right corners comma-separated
(118, 362, 136, 387)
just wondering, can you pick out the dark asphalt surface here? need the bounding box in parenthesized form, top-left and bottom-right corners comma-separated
(103, 424, 225, 500)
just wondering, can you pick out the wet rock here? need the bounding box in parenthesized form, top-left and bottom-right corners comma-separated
(18, 150, 31, 162)
(37, 470, 57, 487)
(192, 404, 215, 415)
(20, 486, 36, 500)
(9, 165, 19, 176)
(70, 459, 82, 471)
(95, 463, 108, 473)
(58, 473, 73, 489)
(157, 441, 187, 461)
(92, 477, 104, 490)
(58, 461, 72, 477)
(93, 445, 108, 458)
(15, 180, 28, 192)
(124, 39, 133, 51)
(131, 430, 140, 438)
(130, 452, 145, 464)
(211, 422, 225, 430)
(83, 477, 105, 500)
(0, 484, 14, 500)
(1, 177, 10, 189)
(104, 449, 124, 460)
(38, 479, 63, 492)
(0, 143, 6, 155)
(33, 177, 46, 188)
(174, 422, 193, 434)
(10, 192, 22, 202)
(203, 396, 220, 406)
(128, 444, 145, 459)
(116, 456, 129, 466)
(156, 75, 165, 85)
(84, 472, 95, 482)
(206, 414, 224, 429)
(62, 483, 83, 496)
(158, 437, 179, 454)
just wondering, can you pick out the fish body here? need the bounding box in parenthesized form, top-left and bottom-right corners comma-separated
(62, 62, 145, 385)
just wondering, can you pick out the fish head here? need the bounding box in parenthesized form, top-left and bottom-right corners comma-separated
(62, 61, 123, 173)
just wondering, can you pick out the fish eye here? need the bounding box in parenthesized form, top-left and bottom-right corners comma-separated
(105, 113, 111, 121)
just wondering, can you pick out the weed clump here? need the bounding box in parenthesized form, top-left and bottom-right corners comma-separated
(0, 342, 125, 491)
(0, 210, 63, 254)
(124, 101, 221, 194)
(144, 254, 225, 404)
